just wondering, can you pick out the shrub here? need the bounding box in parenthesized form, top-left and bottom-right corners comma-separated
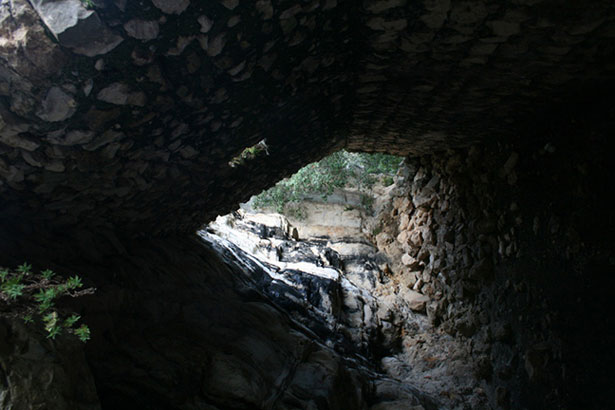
(80, 0, 95, 9)
(253, 151, 402, 215)
(0, 264, 94, 342)
(382, 176, 395, 186)
(229, 140, 269, 167)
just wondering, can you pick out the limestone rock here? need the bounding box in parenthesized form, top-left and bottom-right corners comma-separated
(97, 83, 146, 106)
(401, 253, 421, 269)
(197, 15, 213, 33)
(220, 0, 239, 10)
(0, 319, 101, 410)
(0, 131, 39, 151)
(29, 0, 123, 56)
(123, 19, 159, 40)
(47, 129, 95, 146)
(151, 0, 189, 14)
(255, 0, 274, 20)
(401, 289, 430, 312)
(36, 87, 76, 122)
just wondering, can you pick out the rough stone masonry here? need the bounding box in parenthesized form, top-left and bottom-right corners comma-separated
(1, 0, 614, 234)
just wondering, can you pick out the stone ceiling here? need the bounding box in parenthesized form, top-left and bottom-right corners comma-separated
(1, 0, 614, 233)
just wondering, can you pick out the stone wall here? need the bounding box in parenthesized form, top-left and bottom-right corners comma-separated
(1, 0, 614, 233)
(369, 122, 615, 408)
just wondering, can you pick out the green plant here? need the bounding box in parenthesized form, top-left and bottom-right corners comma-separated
(285, 203, 307, 220)
(80, 0, 95, 9)
(0, 264, 94, 342)
(2, 276, 25, 300)
(74, 324, 91, 342)
(360, 193, 374, 213)
(41, 269, 55, 281)
(253, 151, 402, 215)
(16, 262, 32, 275)
(372, 225, 383, 236)
(0, 268, 8, 282)
(229, 140, 269, 167)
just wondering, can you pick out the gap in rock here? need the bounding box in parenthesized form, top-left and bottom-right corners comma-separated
(203, 150, 406, 354)
(199, 150, 483, 408)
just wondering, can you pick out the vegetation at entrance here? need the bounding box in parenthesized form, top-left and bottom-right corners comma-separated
(79, 0, 95, 9)
(253, 151, 402, 214)
(0, 264, 94, 342)
(229, 140, 269, 167)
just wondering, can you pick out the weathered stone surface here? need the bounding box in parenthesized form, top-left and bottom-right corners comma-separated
(197, 15, 213, 33)
(47, 129, 95, 146)
(0, 1, 66, 82)
(0, 0, 612, 234)
(0, 130, 38, 151)
(151, 0, 189, 15)
(29, 0, 123, 56)
(96, 83, 145, 106)
(0, 231, 438, 410)
(36, 86, 76, 122)
(123, 19, 159, 41)
(402, 289, 430, 312)
(0, 319, 100, 410)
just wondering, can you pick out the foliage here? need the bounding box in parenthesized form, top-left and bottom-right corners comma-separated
(253, 151, 402, 215)
(0, 264, 94, 342)
(382, 176, 395, 187)
(229, 140, 269, 167)
(80, 0, 95, 9)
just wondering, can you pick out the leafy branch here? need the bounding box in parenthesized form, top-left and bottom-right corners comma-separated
(0, 265, 95, 342)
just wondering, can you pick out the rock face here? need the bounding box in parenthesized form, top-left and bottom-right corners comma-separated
(1, 231, 439, 410)
(29, 0, 123, 56)
(0, 318, 100, 410)
(205, 208, 493, 409)
(0, 0, 613, 233)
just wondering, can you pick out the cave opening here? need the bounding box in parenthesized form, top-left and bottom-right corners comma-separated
(1, 1, 615, 409)
(202, 149, 471, 404)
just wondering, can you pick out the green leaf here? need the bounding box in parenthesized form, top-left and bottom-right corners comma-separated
(64, 314, 81, 327)
(4, 284, 25, 299)
(34, 288, 58, 303)
(41, 269, 55, 280)
(16, 262, 32, 275)
(65, 276, 83, 290)
(46, 325, 61, 339)
(43, 311, 57, 324)
(80, 0, 95, 9)
(43, 311, 61, 339)
(2, 276, 25, 300)
(37, 299, 55, 313)
(3, 263, 94, 343)
(74, 325, 91, 342)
